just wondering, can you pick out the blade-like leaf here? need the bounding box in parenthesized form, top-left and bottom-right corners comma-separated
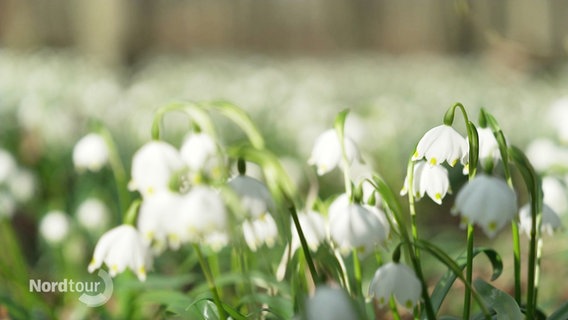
(474, 279, 523, 319)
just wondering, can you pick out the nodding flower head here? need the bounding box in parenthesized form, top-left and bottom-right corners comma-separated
(228, 175, 275, 219)
(412, 124, 468, 167)
(73, 133, 109, 172)
(368, 262, 422, 310)
(519, 203, 562, 237)
(308, 129, 360, 175)
(401, 160, 450, 205)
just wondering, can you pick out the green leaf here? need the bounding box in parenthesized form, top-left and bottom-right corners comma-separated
(151, 101, 217, 140)
(473, 279, 523, 319)
(466, 121, 479, 177)
(548, 300, 568, 320)
(138, 289, 196, 317)
(427, 247, 503, 318)
(207, 100, 265, 149)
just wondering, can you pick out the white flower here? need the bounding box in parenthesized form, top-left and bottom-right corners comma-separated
(452, 175, 518, 238)
(7, 168, 35, 202)
(228, 175, 274, 219)
(178, 186, 229, 244)
(519, 203, 562, 236)
(129, 141, 186, 197)
(72, 133, 109, 172)
(137, 190, 184, 251)
(328, 194, 390, 255)
(0, 148, 16, 184)
(525, 139, 568, 172)
(368, 262, 422, 309)
(40, 210, 71, 244)
(543, 177, 568, 215)
(202, 231, 229, 252)
(180, 132, 218, 171)
(242, 213, 278, 251)
(476, 127, 501, 169)
(308, 129, 360, 175)
(291, 210, 326, 252)
(88, 225, 151, 281)
(305, 286, 358, 320)
(76, 198, 110, 232)
(547, 97, 568, 142)
(412, 124, 468, 167)
(401, 160, 450, 205)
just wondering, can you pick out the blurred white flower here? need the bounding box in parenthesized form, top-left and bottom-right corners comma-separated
(178, 186, 229, 243)
(368, 262, 422, 309)
(542, 177, 568, 215)
(401, 161, 450, 205)
(452, 175, 518, 238)
(202, 231, 229, 252)
(76, 198, 110, 232)
(547, 97, 568, 142)
(476, 127, 501, 169)
(180, 132, 219, 171)
(308, 129, 360, 175)
(0, 148, 16, 184)
(228, 175, 274, 219)
(0, 193, 16, 218)
(7, 168, 35, 203)
(88, 224, 151, 281)
(40, 210, 71, 244)
(72, 133, 109, 172)
(519, 203, 562, 236)
(291, 210, 326, 252)
(242, 213, 278, 251)
(137, 190, 184, 251)
(129, 141, 186, 197)
(412, 124, 468, 167)
(328, 194, 390, 255)
(305, 286, 358, 320)
(525, 139, 568, 172)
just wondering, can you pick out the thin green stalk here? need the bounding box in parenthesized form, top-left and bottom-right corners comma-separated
(511, 221, 521, 304)
(99, 126, 130, 216)
(527, 194, 542, 319)
(463, 224, 475, 320)
(405, 158, 420, 257)
(194, 244, 227, 319)
(389, 296, 402, 320)
(352, 249, 362, 295)
(289, 206, 320, 283)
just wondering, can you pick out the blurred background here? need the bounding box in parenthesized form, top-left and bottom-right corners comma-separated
(2, 0, 568, 318)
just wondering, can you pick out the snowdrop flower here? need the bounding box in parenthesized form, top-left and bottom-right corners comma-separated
(291, 210, 326, 252)
(308, 129, 360, 175)
(525, 139, 568, 172)
(228, 175, 274, 219)
(328, 194, 390, 255)
(72, 133, 109, 172)
(7, 168, 35, 202)
(0, 148, 16, 184)
(242, 213, 278, 251)
(137, 190, 184, 251)
(129, 141, 186, 197)
(368, 262, 422, 309)
(519, 203, 562, 236)
(40, 210, 71, 244)
(76, 198, 110, 232)
(180, 132, 219, 171)
(88, 224, 151, 281)
(202, 231, 229, 252)
(401, 161, 450, 205)
(543, 177, 568, 215)
(476, 127, 501, 169)
(304, 286, 358, 320)
(412, 124, 468, 167)
(178, 186, 229, 243)
(452, 175, 518, 238)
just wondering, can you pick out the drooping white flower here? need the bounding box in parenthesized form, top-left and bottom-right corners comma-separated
(40, 210, 71, 244)
(476, 127, 501, 169)
(401, 160, 450, 205)
(542, 177, 568, 215)
(0, 148, 16, 184)
(291, 210, 326, 252)
(328, 194, 390, 255)
(228, 175, 274, 219)
(72, 133, 109, 172)
(242, 213, 278, 251)
(88, 224, 151, 281)
(180, 132, 219, 171)
(412, 124, 468, 167)
(76, 198, 110, 232)
(308, 129, 360, 175)
(519, 203, 562, 236)
(202, 231, 229, 252)
(368, 262, 422, 309)
(452, 175, 518, 238)
(129, 141, 186, 197)
(305, 286, 358, 320)
(178, 186, 229, 244)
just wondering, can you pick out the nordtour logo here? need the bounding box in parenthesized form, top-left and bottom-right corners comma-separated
(29, 269, 113, 307)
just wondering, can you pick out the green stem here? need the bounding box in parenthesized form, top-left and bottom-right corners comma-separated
(463, 224, 475, 320)
(194, 244, 227, 319)
(98, 126, 130, 216)
(405, 158, 420, 257)
(511, 221, 522, 304)
(389, 296, 402, 320)
(289, 206, 320, 283)
(352, 249, 362, 295)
